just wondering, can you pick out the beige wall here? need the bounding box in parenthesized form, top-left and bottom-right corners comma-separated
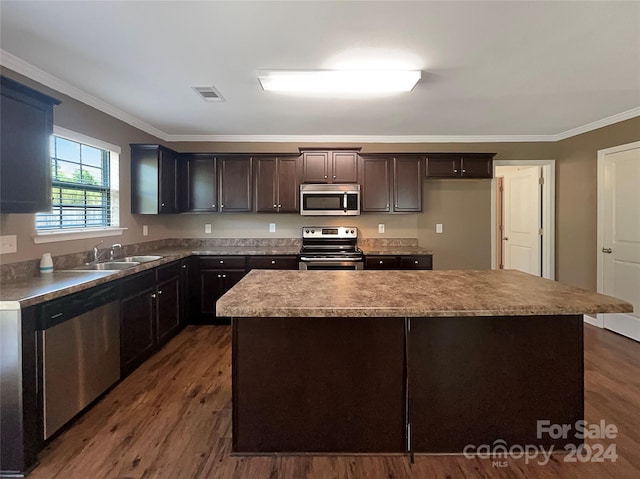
(1, 66, 639, 291)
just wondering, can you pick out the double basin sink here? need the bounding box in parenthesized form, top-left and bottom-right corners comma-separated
(74, 255, 163, 271)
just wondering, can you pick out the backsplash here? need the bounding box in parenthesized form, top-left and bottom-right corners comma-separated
(1, 237, 417, 281)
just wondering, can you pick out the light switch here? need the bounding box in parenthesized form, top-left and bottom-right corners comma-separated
(378, 224, 385, 234)
(436, 224, 443, 234)
(269, 223, 276, 233)
(142, 225, 148, 237)
(205, 224, 212, 234)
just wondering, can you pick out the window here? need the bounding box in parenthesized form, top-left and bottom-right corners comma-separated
(34, 127, 121, 242)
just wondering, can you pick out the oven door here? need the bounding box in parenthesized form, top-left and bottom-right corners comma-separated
(299, 260, 363, 270)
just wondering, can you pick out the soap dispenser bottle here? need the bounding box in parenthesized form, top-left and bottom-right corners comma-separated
(40, 253, 53, 274)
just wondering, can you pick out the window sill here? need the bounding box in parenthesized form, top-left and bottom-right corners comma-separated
(33, 227, 126, 244)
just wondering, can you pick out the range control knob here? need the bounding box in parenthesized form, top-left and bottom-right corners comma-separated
(305, 229, 309, 233)
(350, 229, 355, 234)
(311, 230, 315, 233)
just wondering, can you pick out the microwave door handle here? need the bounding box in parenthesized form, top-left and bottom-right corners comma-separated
(343, 192, 347, 211)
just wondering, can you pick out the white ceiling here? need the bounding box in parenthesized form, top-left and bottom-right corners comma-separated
(1, 1, 639, 142)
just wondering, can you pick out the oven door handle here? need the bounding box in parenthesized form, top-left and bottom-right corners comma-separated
(343, 192, 347, 211)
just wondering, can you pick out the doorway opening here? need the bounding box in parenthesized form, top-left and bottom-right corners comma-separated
(491, 160, 555, 279)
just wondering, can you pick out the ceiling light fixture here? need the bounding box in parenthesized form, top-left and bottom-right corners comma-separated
(257, 70, 421, 94)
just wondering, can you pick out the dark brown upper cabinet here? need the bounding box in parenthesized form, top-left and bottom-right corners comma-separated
(425, 153, 495, 179)
(393, 156, 423, 212)
(181, 153, 217, 213)
(254, 155, 300, 213)
(131, 144, 179, 214)
(301, 149, 359, 183)
(219, 156, 253, 213)
(1, 76, 60, 213)
(359, 155, 423, 213)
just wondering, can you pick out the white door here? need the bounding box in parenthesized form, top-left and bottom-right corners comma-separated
(599, 144, 640, 342)
(502, 166, 542, 276)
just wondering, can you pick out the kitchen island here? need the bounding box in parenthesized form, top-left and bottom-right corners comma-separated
(216, 269, 633, 455)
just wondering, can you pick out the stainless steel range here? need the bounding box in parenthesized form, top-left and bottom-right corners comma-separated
(299, 226, 363, 270)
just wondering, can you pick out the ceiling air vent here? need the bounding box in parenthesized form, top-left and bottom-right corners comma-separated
(191, 85, 225, 102)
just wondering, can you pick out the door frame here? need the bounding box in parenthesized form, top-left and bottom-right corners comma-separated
(491, 160, 555, 280)
(596, 141, 640, 329)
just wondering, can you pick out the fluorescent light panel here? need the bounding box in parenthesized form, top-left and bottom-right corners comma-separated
(258, 70, 421, 93)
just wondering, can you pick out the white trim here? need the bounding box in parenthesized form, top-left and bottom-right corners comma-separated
(53, 126, 121, 154)
(2, 49, 638, 144)
(163, 134, 558, 143)
(584, 315, 604, 328)
(491, 159, 555, 280)
(0, 50, 168, 141)
(33, 227, 126, 244)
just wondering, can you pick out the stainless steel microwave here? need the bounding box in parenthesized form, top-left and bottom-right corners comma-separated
(300, 184, 360, 216)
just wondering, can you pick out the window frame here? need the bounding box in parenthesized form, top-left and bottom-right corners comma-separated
(33, 127, 125, 244)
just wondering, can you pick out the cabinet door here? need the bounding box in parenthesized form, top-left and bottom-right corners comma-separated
(426, 156, 461, 178)
(364, 256, 400, 269)
(255, 157, 277, 212)
(461, 156, 493, 178)
(0, 78, 57, 213)
(120, 287, 156, 374)
(331, 151, 358, 183)
(302, 151, 329, 183)
(197, 268, 246, 324)
(183, 154, 217, 212)
(159, 148, 178, 213)
(156, 276, 180, 344)
(219, 156, 253, 212)
(393, 157, 422, 212)
(180, 259, 193, 324)
(276, 156, 300, 212)
(359, 157, 391, 212)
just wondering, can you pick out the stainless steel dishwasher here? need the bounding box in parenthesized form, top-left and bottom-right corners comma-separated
(38, 283, 120, 439)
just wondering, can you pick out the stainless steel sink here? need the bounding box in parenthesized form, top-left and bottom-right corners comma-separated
(75, 261, 140, 271)
(122, 255, 163, 263)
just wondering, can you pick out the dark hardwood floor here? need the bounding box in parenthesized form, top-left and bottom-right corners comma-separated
(29, 324, 640, 479)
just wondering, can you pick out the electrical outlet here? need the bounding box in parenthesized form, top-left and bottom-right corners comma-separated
(0, 235, 17, 254)
(142, 225, 148, 236)
(205, 224, 212, 234)
(269, 223, 276, 233)
(378, 224, 385, 234)
(436, 224, 443, 234)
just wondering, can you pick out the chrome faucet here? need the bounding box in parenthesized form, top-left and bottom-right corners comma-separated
(92, 241, 105, 263)
(110, 243, 122, 260)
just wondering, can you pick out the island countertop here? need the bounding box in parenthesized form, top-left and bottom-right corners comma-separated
(216, 269, 633, 317)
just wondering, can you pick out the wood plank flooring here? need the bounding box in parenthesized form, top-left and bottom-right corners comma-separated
(29, 324, 640, 479)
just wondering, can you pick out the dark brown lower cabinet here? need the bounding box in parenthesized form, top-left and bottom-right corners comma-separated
(233, 316, 405, 453)
(408, 315, 584, 452)
(364, 254, 432, 270)
(156, 262, 181, 344)
(195, 256, 247, 324)
(120, 271, 156, 375)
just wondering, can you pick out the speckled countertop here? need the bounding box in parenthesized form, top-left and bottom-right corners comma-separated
(359, 246, 433, 255)
(0, 246, 301, 307)
(216, 269, 633, 318)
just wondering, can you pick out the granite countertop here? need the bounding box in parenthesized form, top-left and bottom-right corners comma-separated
(359, 246, 433, 255)
(0, 245, 301, 307)
(216, 269, 633, 318)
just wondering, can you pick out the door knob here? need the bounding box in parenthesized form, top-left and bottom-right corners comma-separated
(602, 247, 613, 254)
(503, 237, 509, 241)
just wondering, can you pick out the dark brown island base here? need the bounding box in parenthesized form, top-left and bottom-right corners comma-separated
(216, 270, 633, 456)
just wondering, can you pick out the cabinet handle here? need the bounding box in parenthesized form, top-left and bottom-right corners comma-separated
(217, 274, 221, 278)
(219, 260, 224, 264)
(379, 260, 383, 264)
(51, 312, 63, 319)
(182, 264, 187, 269)
(161, 203, 165, 207)
(158, 290, 163, 295)
(222, 274, 227, 278)
(278, 204, 282, 208)
(273, 204, 277, 208)
(414, 260, 419, 264)
(453, 169, 458, 173)
(151, 293, 157, 298)
(271, 260, 276, 264)
(324, 175, 328, 179)
(333, 175, 336, 179)
(212, 204, 216, 208)
(462, 169, 466, 173)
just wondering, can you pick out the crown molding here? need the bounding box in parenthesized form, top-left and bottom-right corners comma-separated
(2, 50, 637, 144)
(165, 134, 557, 143)
(553, 106, 640, 141)
(0, 50, 168, 141)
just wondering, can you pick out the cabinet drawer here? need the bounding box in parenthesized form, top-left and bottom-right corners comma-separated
(199, 256, 246, 269)
(400, 255, 433, 270)
(120, 270, 156, 295)
(365, 256, 401, 269)
(156, 261, 181, 282)
(248, 255, 299, 270)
